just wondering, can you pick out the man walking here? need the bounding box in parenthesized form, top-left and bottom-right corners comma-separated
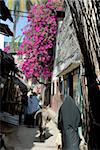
(26, 92, 40, 127)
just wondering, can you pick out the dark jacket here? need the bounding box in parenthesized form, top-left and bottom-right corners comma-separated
(58, 96, 82, 150)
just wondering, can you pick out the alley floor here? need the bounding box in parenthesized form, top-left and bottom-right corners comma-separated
(1, 120, 58, 150)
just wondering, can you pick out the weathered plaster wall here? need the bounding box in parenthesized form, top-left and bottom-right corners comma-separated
(53, 1, 81, 78)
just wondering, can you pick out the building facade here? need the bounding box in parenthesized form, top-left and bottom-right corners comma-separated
(51, 0, 100, 147)
(51, 0, 82, 112)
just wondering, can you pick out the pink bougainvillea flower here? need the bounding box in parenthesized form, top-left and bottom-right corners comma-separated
(16, 1, 58, 81)
(4, 45, 10, 53)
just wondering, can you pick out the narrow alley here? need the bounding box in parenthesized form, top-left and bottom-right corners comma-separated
(0, 0, 100, 149)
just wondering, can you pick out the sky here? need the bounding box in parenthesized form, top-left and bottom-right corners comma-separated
(3, 0, 28, 43)
(3, 14, 28, 42)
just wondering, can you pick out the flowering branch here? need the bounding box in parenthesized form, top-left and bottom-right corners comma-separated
(17, 1, 57, 81)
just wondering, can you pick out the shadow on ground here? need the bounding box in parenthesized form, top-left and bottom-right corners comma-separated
(1, 122, 53, 150)
(34, 127, 53, 143)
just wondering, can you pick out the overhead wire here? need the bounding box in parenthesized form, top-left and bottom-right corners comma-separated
(10, 9, 28, 18)
(10, 9, 28, 14)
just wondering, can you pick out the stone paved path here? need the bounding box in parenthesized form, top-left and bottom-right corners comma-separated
(3, 120, 59, 150)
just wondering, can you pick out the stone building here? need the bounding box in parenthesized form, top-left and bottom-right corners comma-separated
(51, 0, 100, 148)
(51, 0, 82, 112)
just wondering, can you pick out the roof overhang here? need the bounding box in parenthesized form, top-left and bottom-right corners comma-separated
(57, 61, 80, 77)
(0, 23, 13, 36)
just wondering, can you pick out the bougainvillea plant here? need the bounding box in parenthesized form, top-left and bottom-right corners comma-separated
(17, 0, 57, 80)
(4, 44, 10, 53)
